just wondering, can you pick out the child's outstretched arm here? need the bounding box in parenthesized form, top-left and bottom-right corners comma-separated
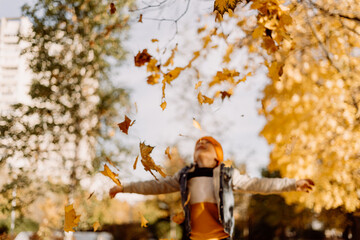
(109, 170, 181, 198)
(232, 169, 314, 194)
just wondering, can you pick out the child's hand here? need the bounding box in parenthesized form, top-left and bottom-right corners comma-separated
(109, 185, 123, 198)
(296, 179, 315, 192)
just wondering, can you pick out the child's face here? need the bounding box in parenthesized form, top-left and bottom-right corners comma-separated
(193, 139, 218, 167)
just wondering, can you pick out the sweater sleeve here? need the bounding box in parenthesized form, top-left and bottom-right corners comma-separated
(232, 169, 296, 194)
(122, 170, 181, 195)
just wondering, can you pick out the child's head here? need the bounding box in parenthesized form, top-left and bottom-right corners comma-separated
(194, 136, 223, 168)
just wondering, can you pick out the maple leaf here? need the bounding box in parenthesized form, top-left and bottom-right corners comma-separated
(100, 164, 122, 187)
(134, 49, 152, 67)
(192, 118, 202, 130)
(110, 3, 116, 14)
(165, 147, 171, 160)
(139, 212, 149, 227)
(93, 221, 100, 232)
(64, 204, 81, 232)
(172, 211, 185, 224)
(214, 0, 242, 17)
(117, 115, 135, 135)
(139, 142, 166, 180)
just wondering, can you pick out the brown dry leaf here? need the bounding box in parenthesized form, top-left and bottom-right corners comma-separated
(87, 191, 95, 200)
(171, 211, 185, 224)
(160, 101, 167, 111)
(215, 90, 232, 100)
(133, 155, 139, 170)
(134, 49, 152, 67)
(192, 118, 202, 130)
(117, 115, 135, 135)
(214, 0, 241, 17)
(223, 160, 233, 168)
(165, 147, 171, 160)
(138, 14, 143, 23)
(100, 164, 122, 187)
(93, 221, 100, 232)
(110, 3, 116, 14)
(139, 142, 167, 180)
(64, 204, 81, 232)
(140, 212, 149, 227)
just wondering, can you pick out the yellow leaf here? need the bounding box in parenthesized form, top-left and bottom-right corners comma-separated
(172, 211, 185, 224)
(195, 81, 202, 90)
(184, 192, 191, 206)
(64, 204, 81, 232)
(117, 115, 135, 135)
(93, 221, 100, 232)
(223, 44, 233, 63)
(139, 142, 167, 179)
(198, 92, 214, 105)
(140, 212, 149, 227)
(133, 155, 139, 170)
(213, 0, 241, 17)
(160, 101, 167, 111)
(146, 59, 159, 73)
(163, 45, 178, 67)
(192, 118, 202, 130)
(223, 160, 233, 168)
(100, 164, 122, 187)
(252, 25, 265, 39)
(147, 73, 160, 85)
(164, 67, 183, 84)
(165, 147, 171, 160)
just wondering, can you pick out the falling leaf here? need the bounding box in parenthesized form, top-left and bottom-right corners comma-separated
(64, 204, 81, 232)
(160, 101, 167, 111)
(106, 156, 120, 171)
(117, 115, 135, 135)
(151, 39, 158, 42)
(140, 212, 149, 227)
(214, 0, 241, 17)
(134, 49, 152, 67)
(164, 67, 183, 84)
(192, 118, 202, 130)
(138, 14, 143, 23)
(146, 59, 160, 73)
(110, 3, 116, 14)
(165, 147, 171, 160)
(100, 164, 122, 187)
(215, 90, 232, 100)
(198, 92, 214, 105)
(163, 45, 178, 67)
(133, 155, 139, 170)
(223, 160, 233, 168)
(223, 44, 233, 63)
(87, 191, 95, 200)
(195, 81, 202, 90)
(139, 142, 167, 180)
(171, 211, 185, 224)
(147, 73, 160, 85)
(93, 221, 100, 232)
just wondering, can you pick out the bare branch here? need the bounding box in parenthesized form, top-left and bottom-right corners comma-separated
(129, 0, 169, 12)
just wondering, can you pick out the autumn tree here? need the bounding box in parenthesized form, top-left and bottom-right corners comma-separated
(0, 0, 132, 226)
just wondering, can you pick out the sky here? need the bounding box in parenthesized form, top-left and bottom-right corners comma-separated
(0, 0, 272, 199)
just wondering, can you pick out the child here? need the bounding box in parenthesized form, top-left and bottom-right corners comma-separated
(109, 136, 314, 240)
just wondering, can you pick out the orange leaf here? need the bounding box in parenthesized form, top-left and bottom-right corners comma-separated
(195, 81, 202, 90)
(151, 39, 159, 42)
(139, 142, 166, 180)
(146, 59, 160, 73)
(110, 3, 116, 14)
(100, 164, 122, 187)
(171, 211, 185, 224)
(165, 147, 171, 160)
(117, 115, 135, 135)
(93, 221, 100, 232)
(147, 73, 160, 85)
(140, 212, 149, 227)
(160, 101, 167, 111)
(164, 67, 183, 84)
(64, 204, 81, 232)
(163, 45, 178, 67)
(134, 49, 152, 67)
(133, 155, 139, 170)
(198, 92, 214, 105)
(138, 14, 143, 23)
